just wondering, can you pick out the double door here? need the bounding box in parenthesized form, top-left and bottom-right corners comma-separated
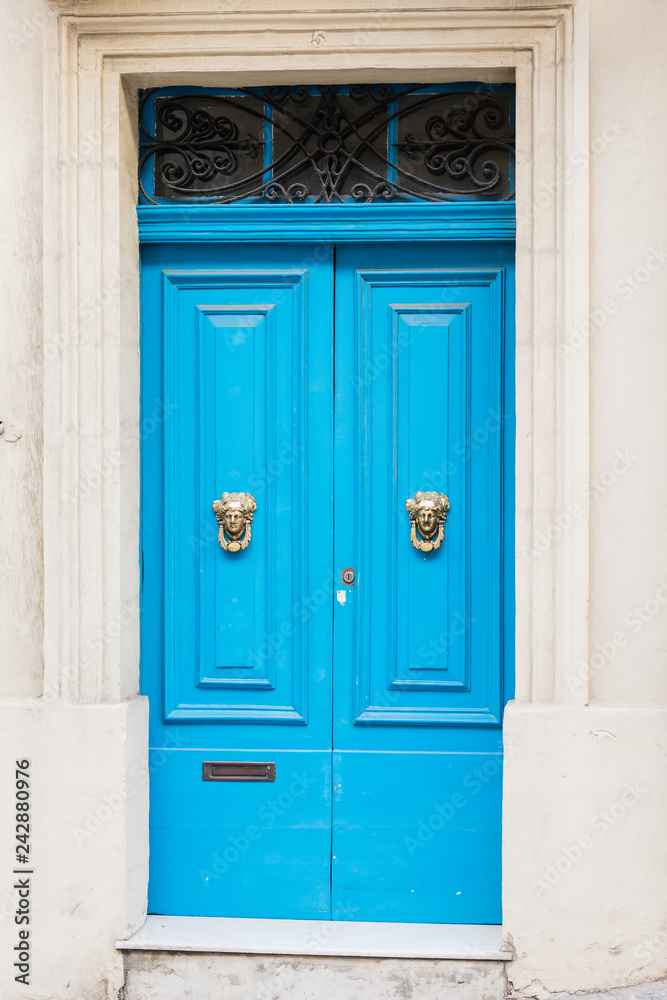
(141, 240, 514, 923)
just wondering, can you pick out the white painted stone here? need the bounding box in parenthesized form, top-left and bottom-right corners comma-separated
(588, 0, 667, 710)
(0, 0, 46, 700)
(0, 699, 148, 1000)
(504, 704, 667, 995)
(118, 915, 513, 961)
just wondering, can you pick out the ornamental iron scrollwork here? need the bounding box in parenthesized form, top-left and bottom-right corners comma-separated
(139, 84, 514, 204)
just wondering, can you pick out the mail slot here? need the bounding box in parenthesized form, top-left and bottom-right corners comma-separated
(202, 761, 276, 782)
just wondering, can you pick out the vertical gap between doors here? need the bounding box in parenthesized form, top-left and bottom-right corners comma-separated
(329, 241, 337, 920)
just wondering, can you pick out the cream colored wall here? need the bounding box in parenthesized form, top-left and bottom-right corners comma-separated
(0, 1, 665, 998)
(589, 0, 667, 708)
(0, 0, 45, 699)
(504, 2, 667, 993)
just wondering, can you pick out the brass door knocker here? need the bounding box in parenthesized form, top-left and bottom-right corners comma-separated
(212, 492, 257, 552)
(405, 491, 450, 552)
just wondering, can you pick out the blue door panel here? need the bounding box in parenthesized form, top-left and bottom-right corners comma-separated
(333, 242, 512, 742)
(332, 752, 502, 923)
(148, 750, 332, 919)
(142, 242, 334, 750)
(161, 261, 331, 730)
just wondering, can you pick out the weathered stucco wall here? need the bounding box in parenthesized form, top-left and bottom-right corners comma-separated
(504, 1, 667, 993)
(0, 1, 664, 999)
(0, 0, 44, 699)
(588, 0, 667, 709)
(503, 0, 667, 993)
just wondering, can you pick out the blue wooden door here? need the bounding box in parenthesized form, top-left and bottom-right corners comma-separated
(332, 242, 514, 923)
(142, 238, 514, 923)
(142, 242, 335, 919)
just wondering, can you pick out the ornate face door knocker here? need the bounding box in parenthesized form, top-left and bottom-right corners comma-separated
(212, 492, 257, 552)
(405, 491, 451, 552)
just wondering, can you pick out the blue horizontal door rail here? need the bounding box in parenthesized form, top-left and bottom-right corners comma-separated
(137, 203, 516, 244)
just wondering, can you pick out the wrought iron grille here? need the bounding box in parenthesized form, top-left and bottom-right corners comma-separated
(139, 84, 515, 204)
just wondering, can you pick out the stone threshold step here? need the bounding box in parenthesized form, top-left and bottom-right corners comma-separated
(117, 915, 514, 961)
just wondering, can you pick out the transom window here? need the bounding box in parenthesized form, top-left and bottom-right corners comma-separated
(139, 83, 515, 204)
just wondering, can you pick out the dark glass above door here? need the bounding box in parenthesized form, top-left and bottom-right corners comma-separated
(139, 83, 515, 205)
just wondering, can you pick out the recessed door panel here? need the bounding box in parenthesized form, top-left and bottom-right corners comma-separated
(333, 250, 506, 733)
(162, 269, 315, 724)
(394, 308, 467, 688)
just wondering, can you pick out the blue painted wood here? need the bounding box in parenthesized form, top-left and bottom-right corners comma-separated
(142, 242, 335, 918)
(141, 235, 515, 924)
(331, 242, 515, 921)
(160, 266, 318, 724)
(333, 245, 511, 733)
(332, 751, 503, 924)
(148, 749, 332, 919)
(137, 203, 516, 245)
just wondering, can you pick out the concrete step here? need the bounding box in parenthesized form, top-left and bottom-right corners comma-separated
(123, 951, 508, 1000)
(119, 916, 512, 1000)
